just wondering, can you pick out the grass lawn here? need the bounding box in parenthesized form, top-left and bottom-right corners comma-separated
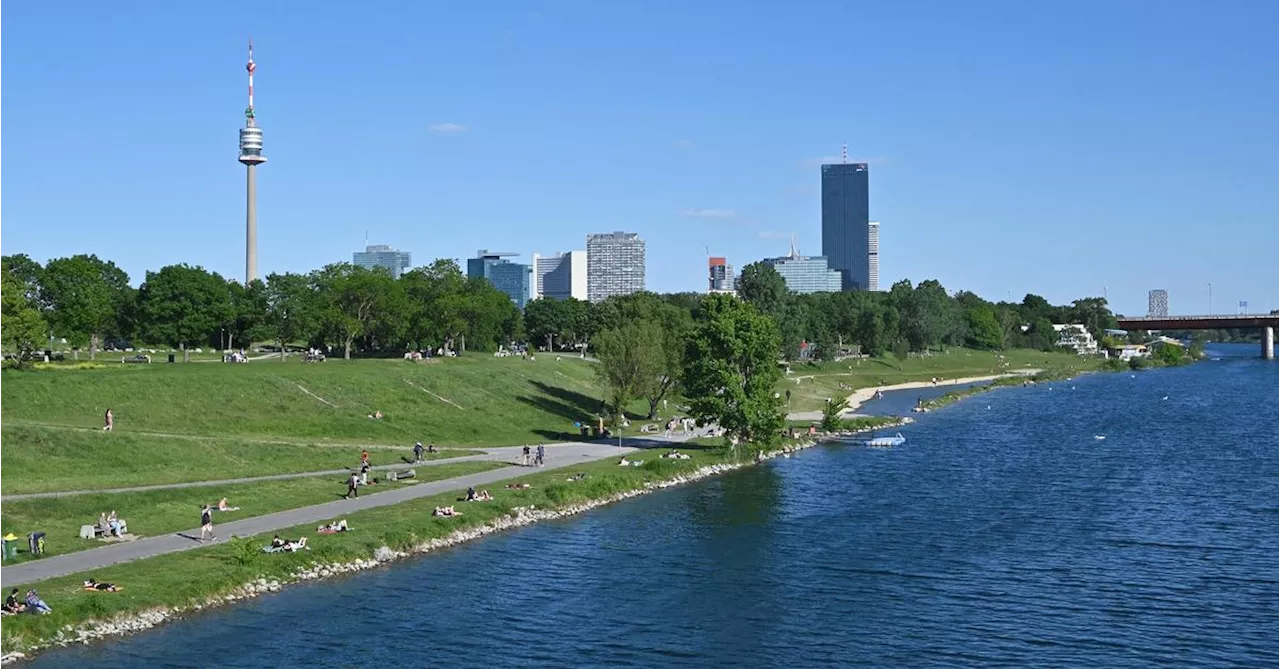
(0, 460, 505, 563)
(1, 355, 616, 446)
(0, 441, 742, 652)
(1, 425, 477, 495)
(781, 347, 1101, 413)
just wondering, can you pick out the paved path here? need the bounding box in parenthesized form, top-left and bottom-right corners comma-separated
(3, 446, 540, 501)
(0, 442, 642, 588)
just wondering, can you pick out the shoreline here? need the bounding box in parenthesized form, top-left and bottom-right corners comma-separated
(840, 368, 1041, 414)
(0, 419, 907, 665)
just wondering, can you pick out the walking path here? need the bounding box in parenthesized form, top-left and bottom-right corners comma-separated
(0, 432, 712, 588)
(3, 446, 546, 501)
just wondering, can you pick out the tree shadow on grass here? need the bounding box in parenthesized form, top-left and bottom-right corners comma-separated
(516, 380, 602, 425)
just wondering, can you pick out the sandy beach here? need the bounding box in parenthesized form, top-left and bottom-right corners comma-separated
(787, 368, 1042, 421)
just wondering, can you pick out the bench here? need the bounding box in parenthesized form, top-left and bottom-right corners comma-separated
(122, 355, 151, 364)
(80, 523, 129, 539)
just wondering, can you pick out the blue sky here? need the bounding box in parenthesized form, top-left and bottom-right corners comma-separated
(3, 1, 1276, 315)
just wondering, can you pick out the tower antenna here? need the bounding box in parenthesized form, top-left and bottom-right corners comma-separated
(246, 39, 256, 127)
(841, 143, 848, 164)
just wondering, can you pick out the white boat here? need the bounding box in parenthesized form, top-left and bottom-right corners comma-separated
(866, 432, 906, 448)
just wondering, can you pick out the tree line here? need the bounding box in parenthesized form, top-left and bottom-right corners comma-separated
(2, 252, 1122, 449)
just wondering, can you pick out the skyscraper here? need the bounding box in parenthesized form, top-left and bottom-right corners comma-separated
(821, 156, 870, 291)
(708, 257, 735, 293)
(586, 232, 646, 303)
(1148, 289, 1169, 317)
(761, 239, 843, 294)
(352, 244, 412, 279)
(467, 250, 531, 309)
(531, 251, 588, 301)
(867, 221, 880, 292)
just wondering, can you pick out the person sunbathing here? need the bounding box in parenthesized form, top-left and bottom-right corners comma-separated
(505, 483, 531, 490)
(217, 497, 240, 512)
(476, 490, 493, 501)
(25, 590, 51, 615)
(433, 506, 461, 517)
(270, 535, 287, 550)
(83, 579, 119, 592)
(618, 457, 631, 466)
(317, 520, 349, 533)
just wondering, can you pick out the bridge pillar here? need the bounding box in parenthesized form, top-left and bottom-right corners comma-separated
(1264, 327, 1275, 360)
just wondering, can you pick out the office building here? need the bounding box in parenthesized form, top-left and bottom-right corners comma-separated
(761, 240, 842, 295)
(531, 251, 588, 301)
(708, 257, 735, 293)
(1148, 289, 1169, 317)
(467, 250, 531, 309)
(821, 158, 871, 290)
(353, 244, 412, 279)
(867, 221, 880, 292)
(586, 231, 646, 302)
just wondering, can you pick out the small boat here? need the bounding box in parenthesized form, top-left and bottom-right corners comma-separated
(866, 432, 906, 448)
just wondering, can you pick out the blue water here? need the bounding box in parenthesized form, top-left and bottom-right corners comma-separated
(28, 345, 1278, 668)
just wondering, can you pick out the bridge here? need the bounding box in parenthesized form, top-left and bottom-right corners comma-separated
(1115, 314, 1279, 360)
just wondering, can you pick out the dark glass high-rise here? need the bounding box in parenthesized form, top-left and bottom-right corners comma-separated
(821, 163, 870, 291)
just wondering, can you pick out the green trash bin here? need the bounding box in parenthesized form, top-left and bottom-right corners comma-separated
(1, 533, 18, 561)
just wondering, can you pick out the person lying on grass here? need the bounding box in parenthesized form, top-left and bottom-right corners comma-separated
(433, 506, 461, 517)
(464, 487, 493, 502)
(661, 450, 692, 460)
(267, 535, 309, 552)
(83, 579, 120, 592)
(25, 590, 52, 614)
(217, 497, 240, 512)
(504, 483, 531, 490)
(317, 520, 350, 534)
(566, 473, 588, 482)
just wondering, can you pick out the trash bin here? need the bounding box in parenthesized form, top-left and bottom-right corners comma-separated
(1, 533, 17, 561)
(168, 353, 176, 363)
(28, 531, 45, 556)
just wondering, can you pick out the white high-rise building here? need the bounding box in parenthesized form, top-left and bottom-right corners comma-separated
(531, 251, 588, 301)
(586, 232, 646, 303)
(867, 221, 880, 292)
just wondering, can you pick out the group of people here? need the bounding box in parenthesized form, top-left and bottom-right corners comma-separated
(4, 588, 51, 615)
(521, 444, 546, 467)
(97, 510, 127, 537)
(660, 449, 692, 460)
(267, 535, 308, 552)
(464, 487, 493, 502)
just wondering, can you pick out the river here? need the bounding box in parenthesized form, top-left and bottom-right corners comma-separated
(27, 345, 1278, 667)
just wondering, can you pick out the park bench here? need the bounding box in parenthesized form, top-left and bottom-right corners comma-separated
(80, 522, 130, 540)
(121, 355, 151, 364)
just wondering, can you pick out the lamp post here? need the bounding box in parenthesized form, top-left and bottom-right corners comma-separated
(1208, 283, 1213, 315)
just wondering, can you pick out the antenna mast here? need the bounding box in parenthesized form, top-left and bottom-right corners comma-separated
(245, 39, 257, 127)
(841, 143, 848, 164)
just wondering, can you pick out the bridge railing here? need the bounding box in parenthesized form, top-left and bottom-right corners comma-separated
(1118, 314, 1277, 322)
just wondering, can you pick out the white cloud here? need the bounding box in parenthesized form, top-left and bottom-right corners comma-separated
(679, 208, 737, 219)
(429, 123, 468, 134)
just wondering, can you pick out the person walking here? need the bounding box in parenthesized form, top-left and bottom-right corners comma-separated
(199, 504, 215, 542)
(103, 408, 113, 432)
(522, 445, 531, 467)
(359, 460, 371, 486)
(413, 442, 424, 463)
(535, 444, 546, 467)
(344, 471, 360, 499)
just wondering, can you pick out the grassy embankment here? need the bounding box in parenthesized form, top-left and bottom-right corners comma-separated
(783, 347, 1102, 413)
(0, 356, 628, 564)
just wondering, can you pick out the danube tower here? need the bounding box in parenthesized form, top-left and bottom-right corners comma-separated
(238, 40, 267, 284)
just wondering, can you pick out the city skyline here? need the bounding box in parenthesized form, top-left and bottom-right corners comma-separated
(1, 3, 1275, 316)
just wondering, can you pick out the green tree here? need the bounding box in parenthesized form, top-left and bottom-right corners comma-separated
(681, 295, 785, 450)
(820, 396, 850, 433)
(1026, 316, 1058, 351)
(40, 254, 130, 359)
(255, 273, 317, 361)
(593, 320, 665, 426)
(137, 264, 234, 362)
(1153, 342, 1184, 365)
(736, 262, 788, 320)
(965, 306, 1004, 350)
(524, 297, 571, 351)
(1, 271, 49, 366)
(311, 264, 395, 359)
